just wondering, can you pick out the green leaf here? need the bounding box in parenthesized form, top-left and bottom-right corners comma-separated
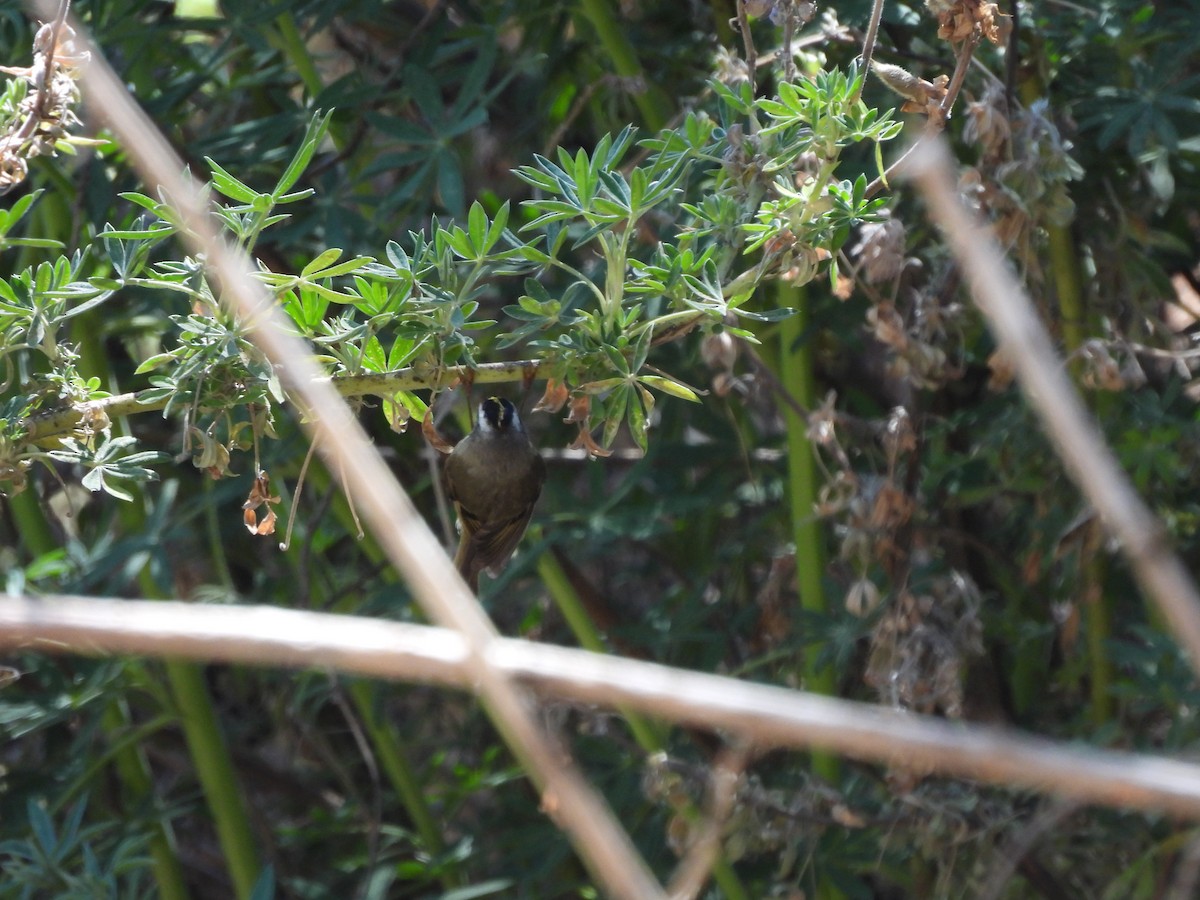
(134, 352, 177, 375)
(628, 384, 652, 452)
(735, 306, 796, 322)
(437, 157, 465, 214)
(580, 378, 625, 394)
(603, 343, 631, 375)
(27, 800, 57, 856)
(206, 157, 261, 203)
(273, 109, 333, 198)
(301, 248, 345, 278)
(604, 387, 629, 447)
(488, 201, 510, 248)
(467, 201, 487, 254)
(386, 335, 418, 369)
(81, 468, 132, 501)
(630, 326, 653, 371)
(0, 189, 40, 235)
(396, 390, 428, 419)
(638, 375, 700, 402)
(308, 255, 375, 280)
(362, 335, 387, 373)
(385, 240, 411, 272)
(443, 225, 474, 260)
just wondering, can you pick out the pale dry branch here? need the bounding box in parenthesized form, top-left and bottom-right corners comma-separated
(666, 746, 749, 900)
(901, 134, 1200, 673)
(6, 595, 1200, 821)
(37, 5, 663, 897)
(858, 0, 886, 80)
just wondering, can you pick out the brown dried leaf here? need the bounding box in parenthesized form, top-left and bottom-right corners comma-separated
(869, 484, 914, 530)
(755, 554, 796, 647)
(986, 348, 1016, 392)
(568, 424, 613, 458)
(242, 470, 281, 536)
(563, 393, 591, 425)
(421, 410, 455, 454)
(866, 302, 908, 351)
(533, 377, 570, 414)
(831, 803, 867, 828)
(1054, 600, 1080, 657)
(190, 426, 233, 478)
(711, 371, 736, 398)
(936, 0, 1008, 45)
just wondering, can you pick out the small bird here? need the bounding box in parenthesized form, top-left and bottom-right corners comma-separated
(444, 397, 546, 591)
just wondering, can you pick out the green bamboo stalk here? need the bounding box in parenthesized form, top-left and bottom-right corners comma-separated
(575, 0, 673, 130)
(58, 318, 195, 899)
(285, 458, 462, 887)
(164, 662, 261, 899)
(272, 13, 324, 100)
(346, 680, 464, 890)
(101, 703, 191, 900)
(76, 316, 262, 898)
(1016, 61, 1113, 725)
(7, 435, 190, 900)
(536, 551, 662, 750)
(6, 490, 57, 557)
(1048, 221, 1113, 725)
(536, 552, 750, 900)
(776, 283, 840, 784)
(779, 292, 846, 900)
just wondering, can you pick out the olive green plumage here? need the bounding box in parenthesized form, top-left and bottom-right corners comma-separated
(444, 397, 546, 591)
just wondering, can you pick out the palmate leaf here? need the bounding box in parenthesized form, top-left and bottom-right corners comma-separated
(45, 436, 169, 502)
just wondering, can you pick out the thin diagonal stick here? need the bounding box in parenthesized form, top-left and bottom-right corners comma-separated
(901, 134, 1200, 675)
(34, 5, 665, 897)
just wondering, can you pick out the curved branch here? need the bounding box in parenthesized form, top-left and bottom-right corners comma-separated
(19, 360, 546, 444)
(8, 594, 1200, 822)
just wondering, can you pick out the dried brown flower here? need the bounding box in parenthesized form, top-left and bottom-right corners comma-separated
(0, 20, 88, 195)
(851, 216, 908, 284)
(532, 377, 570, 414)
(243, 469, 281, 536)
(932, 0, 1008, 45)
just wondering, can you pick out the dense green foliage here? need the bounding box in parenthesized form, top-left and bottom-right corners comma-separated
(4, 1, 1200, 897)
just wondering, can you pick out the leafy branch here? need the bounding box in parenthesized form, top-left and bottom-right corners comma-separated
(1, 59, 902, 495)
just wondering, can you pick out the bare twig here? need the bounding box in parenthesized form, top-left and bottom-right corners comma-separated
(780, 3, 795, 84)
(734, 0, 757, 96)
(901, 134, 1200, 675)
(666, 746, 750, 900)
(865, 33, 980, 198)
(35, 5, 664, 897)
(8, 595, 1200, 821)
(976, 799, 1079, 900)
(935, 31, 979, 128)
(0, 0, 80, 192)
(1166, 830, 1200, 900)
(858, 0, 886, 81)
